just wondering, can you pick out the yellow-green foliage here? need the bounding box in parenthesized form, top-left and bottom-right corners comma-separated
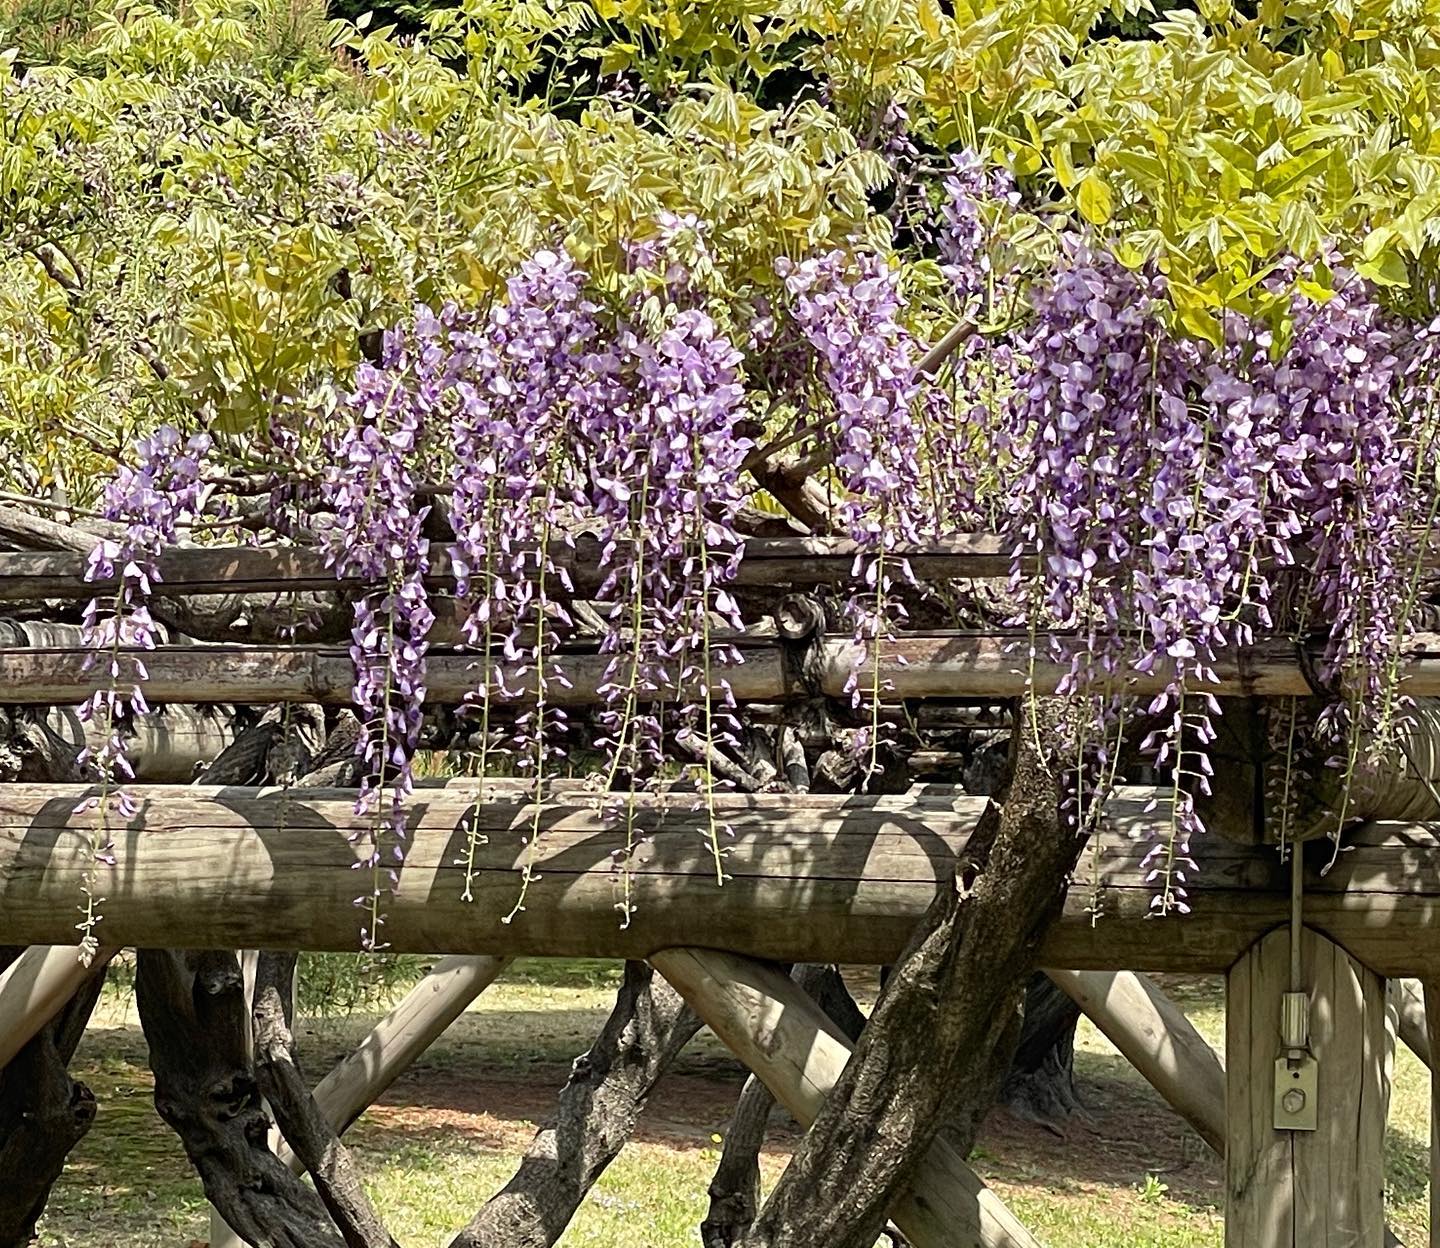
(0, 0, 886, 492)
(4, 0, 1440, 494)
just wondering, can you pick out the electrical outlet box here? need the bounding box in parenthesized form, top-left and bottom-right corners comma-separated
(1273, 1054, 1318, 1131)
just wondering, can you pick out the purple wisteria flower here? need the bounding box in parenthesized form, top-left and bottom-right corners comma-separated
(939, 150, 1020, 314)
(322, 339, 434, 951)
(78, 424, 211, 958)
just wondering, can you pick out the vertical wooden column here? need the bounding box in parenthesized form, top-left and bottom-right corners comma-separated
(1425, 982, 1440, 1247)
(1226, 927, 1392, 1247)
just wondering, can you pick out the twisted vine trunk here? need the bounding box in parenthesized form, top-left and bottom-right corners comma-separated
(999, 974, 1083, 1129)
(0, 947, 106, 1248)
(450, 961, 701, 1248)
(737, 704, 1081, 1248)
(702, 964, 868, 1248)
(136, 948, 348, 1248)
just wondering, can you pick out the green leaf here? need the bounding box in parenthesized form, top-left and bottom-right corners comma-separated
(1077, 173, 1114, 226)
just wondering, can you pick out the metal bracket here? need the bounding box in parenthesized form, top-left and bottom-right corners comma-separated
(1274, 1052, 1318, 1131)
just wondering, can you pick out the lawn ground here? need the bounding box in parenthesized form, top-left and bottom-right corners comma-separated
(36, 961, 1432, 1247)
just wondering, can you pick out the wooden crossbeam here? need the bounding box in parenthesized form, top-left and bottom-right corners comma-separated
(5, 631, 1440, 705)
(272, 955, 510, 1172)
(651, 948, 1041, 1248)
(0, 944, 117, 1068)
(0, 784, 1436, 974)
(0, 535, 1015, 602)
(1045, 970, 1226, 1155)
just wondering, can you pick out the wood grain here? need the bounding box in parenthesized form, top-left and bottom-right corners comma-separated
(1226, 927, 1391, 1247)
(0, 784, 1436, 973)
(6, 632, 1440, 705)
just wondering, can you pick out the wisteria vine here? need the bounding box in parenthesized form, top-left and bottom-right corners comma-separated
(71, 173, 1440, 940)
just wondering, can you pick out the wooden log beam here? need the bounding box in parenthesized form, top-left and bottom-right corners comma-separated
(1226, 927, 1392, 1247)
(1044, 970, 1226, 1156)
(0, 945, 118, 1068)
(271, 955, 510, 1172)
(650, 947, 1042, 1248)
(0, 785, 1437, 975)
(6, 631, 1440, 706)
(0, 535, 1015, 602)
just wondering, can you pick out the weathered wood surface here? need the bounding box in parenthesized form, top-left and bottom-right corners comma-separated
(0, 535, 1016, 601)
(272, 955, 509, 1173)
(1389, 978, 1432, 1070)
(0, 945, 118, 1069)
(1427, 982, 1440, 1247)
(1226, 927, 1392, 1248)
(652, 947, 1042, 1248)
(7, 632, 1440, 706)
(1045, 969, 1227, 1157)
(0, 785, 1437, 974)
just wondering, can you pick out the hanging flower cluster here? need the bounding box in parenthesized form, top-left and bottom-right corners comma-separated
(585, 306, 751, 904)
(78, 424, 210, 959)
(777, 249, 932, 775)
(1002, 245, 1423, 904)
(939, 151, 1020, 317)
(321, 331, 434, 951)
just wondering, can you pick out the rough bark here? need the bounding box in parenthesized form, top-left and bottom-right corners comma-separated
(998, 974, 1083, 1130)
(253, 976, 399, 1248)
(0, 708, 82, 782)
(703, 1075, 777, 1248)
(0, 947, 105, 1248)
(701, 964, 867, 1248)
(450, 961, 702, 1248)
(135, 948, 346, 1248)
(738, 703, 1080, 1248)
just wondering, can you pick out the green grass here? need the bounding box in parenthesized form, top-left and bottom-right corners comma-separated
(34, 964, 1433, 1247)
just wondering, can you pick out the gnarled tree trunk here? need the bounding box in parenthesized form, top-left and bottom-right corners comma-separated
(999, 974, 1082, 1129)
(737, 703, 1080, 1248)
(449, 960, 701, 1248)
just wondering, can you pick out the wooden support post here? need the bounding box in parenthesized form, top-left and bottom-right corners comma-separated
(0, 944, 117, 1068)
(1226, 927, 1392, 1247)
(1425, 983, 1440, 1247)
(1046, 969, 1226, 1156)
(272, 955, 509, 1172)
(651, 947, 1042, 1248)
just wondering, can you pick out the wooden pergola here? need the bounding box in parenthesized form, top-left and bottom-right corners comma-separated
(0, 531, 1435, 1248)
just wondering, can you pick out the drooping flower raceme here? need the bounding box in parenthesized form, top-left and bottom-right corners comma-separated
(447, 249, 599, 908)
(322, 331, 434, 952)
(78, 424, 211, 959)
(939, 150, 1020, 317)
(778, 248, 932, 773)
(581, 306, 751, 903)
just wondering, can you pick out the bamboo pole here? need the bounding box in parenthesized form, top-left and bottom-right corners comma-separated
(651, 947, 1043, 1248)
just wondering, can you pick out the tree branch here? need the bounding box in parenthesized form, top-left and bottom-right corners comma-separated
(253, 979, 400, 1248)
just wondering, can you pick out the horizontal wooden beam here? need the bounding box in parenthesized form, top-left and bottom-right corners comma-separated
(5, 631, 1440, 705)
(0, 535, 1015, 602)
(0, 784, 1434, 975)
